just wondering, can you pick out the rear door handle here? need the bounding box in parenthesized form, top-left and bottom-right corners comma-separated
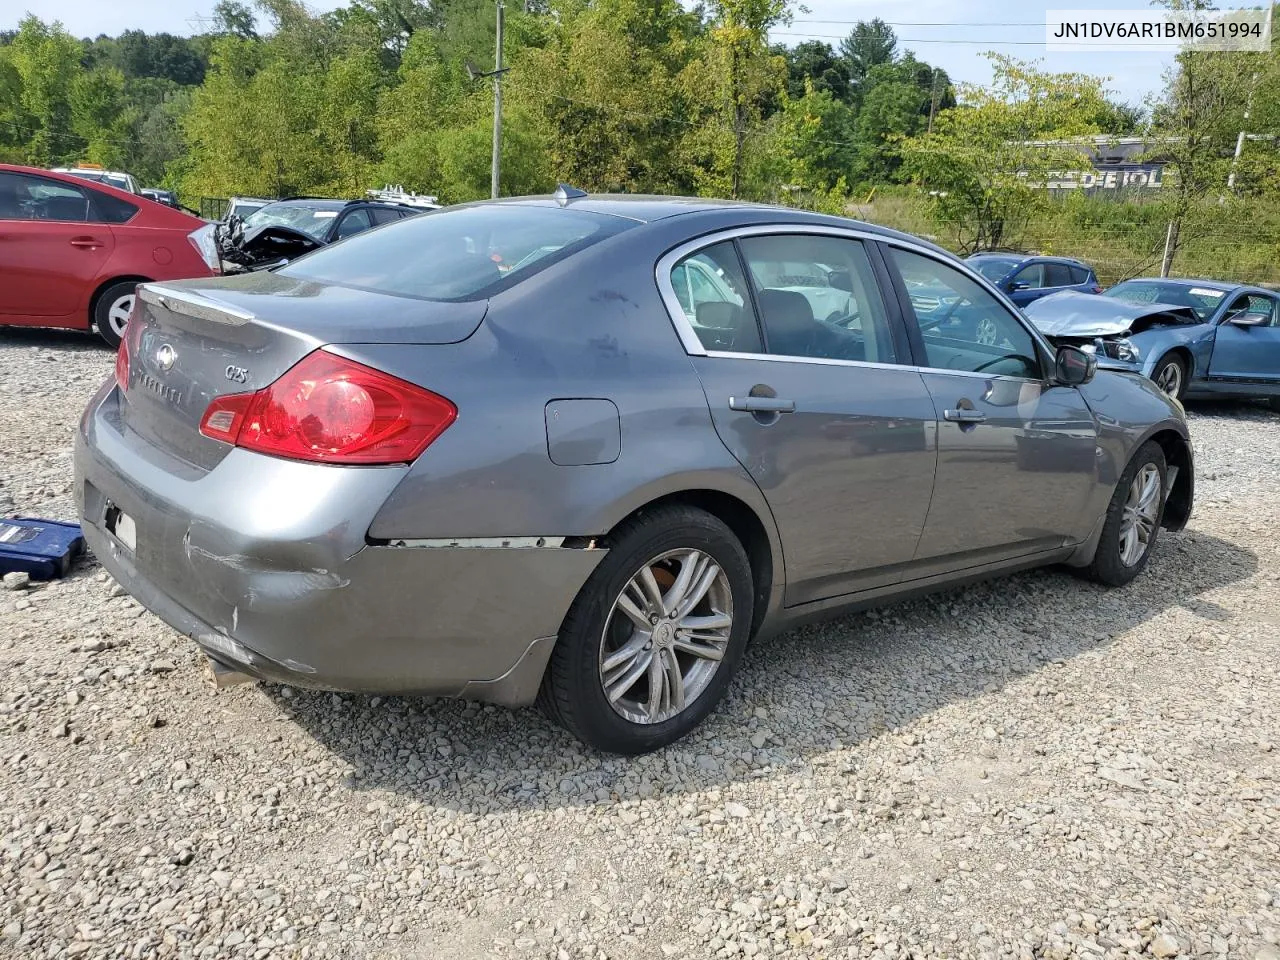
(69, 237, 104, 249)
(943, 408, 986, 423)
(729, 396, 796, 414)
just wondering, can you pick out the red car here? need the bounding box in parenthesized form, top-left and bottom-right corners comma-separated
(0, 164, 220, 348)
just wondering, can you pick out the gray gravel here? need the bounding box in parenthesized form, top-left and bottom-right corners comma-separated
(1, 326, 1278, 960)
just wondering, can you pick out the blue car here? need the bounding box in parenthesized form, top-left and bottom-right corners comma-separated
(1023, 277, 1280, 405)
(966, 253, 1102, 307)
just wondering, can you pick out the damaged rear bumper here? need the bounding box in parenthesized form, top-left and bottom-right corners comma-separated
(73, 382, 605, 705)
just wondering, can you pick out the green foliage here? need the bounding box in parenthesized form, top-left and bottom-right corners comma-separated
(898, 55, 1124, 253)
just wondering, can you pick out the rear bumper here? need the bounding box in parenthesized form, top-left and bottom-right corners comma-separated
(73, 381, 605, 704)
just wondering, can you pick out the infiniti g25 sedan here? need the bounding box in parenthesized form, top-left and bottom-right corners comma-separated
(75, 190, 1195, 754)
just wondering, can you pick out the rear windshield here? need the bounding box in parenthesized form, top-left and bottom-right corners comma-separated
(968, 257, 1020, 282)
(277, 204, 632, 301)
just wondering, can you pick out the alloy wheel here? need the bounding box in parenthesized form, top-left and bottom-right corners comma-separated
(975, 317, 999, 346)
(107, 294, 135, 339)
(1118, 463, 1161, 566)
(599, 548, 733, 725)
(1155, 361, 1182, 398)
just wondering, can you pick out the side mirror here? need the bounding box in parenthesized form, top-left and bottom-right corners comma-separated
(1008, 280, 1031, 291)
(1054, 344, 1097, 386)
(1229, 311, 1269, 327)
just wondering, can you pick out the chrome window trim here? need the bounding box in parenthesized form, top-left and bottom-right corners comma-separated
(703, 349, 1038, 384)
(655, 223, 904, 359)
(654, 223, 1055, 385)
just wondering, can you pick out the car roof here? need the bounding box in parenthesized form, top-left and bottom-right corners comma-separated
(453, 193, 954, 256)
(1, 163, 145, 202)
(968, 252, 1090, 267)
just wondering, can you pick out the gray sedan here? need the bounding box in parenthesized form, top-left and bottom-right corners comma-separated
(74, 190, 1195, 754)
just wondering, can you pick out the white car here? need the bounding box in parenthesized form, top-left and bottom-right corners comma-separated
(51, 165, 142, 195)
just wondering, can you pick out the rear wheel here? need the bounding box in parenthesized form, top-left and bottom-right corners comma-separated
(1151, 354, 1187, 400)
(1084, 441, 1167, 587)
(93, 280, 139, 349)
(538, 506, 754, 754)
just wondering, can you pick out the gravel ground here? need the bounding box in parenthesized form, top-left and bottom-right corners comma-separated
(1, 326, 1278, 960)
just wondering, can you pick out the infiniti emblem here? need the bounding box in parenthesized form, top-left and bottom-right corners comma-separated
(155, 343, 176, 372)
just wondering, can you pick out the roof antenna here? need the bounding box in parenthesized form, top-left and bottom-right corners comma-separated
(553, 183, 588, 205)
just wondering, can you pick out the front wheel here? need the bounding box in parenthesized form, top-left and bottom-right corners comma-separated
(1151, 354, 1187, 400)
(538, 505, 754, 754)
(93, 280, 139, 349)
(1084, 440, 1167, 587)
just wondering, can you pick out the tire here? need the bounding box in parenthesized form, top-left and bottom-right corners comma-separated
(92, 280, 140, 349)
(1267, 396, 1280, 413)
(1084, 440, 1167, 587)
(1151, 353, 1187, 401)
(538, 506, 754, 754)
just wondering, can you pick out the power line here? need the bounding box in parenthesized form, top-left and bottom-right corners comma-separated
(773, 33, 1048, 46)
(789, 20, 1045, 28)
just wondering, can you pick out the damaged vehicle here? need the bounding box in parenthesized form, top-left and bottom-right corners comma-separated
(216, 196, 428, 271)
(1024, 278, 1280, 405)
(76, 189, 1194, 754)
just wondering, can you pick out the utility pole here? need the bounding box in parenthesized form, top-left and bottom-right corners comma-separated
(927, 67, 941, 135)
(491, 2, 504, 200)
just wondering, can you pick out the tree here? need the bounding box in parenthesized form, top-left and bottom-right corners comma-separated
(898, 55, 1118, 253)
(4, 16, 83, 165)
(1150, 45, 1254, 273)
(777, 40, 849, 103)
(839, 18, 896, 94)
(212, 1, 259, 39)
(682, 0, 789, 198)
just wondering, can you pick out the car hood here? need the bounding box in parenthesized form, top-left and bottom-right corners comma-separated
(1024, 290, 1200, 337)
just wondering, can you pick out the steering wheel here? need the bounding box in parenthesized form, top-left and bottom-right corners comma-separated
(972, 354, 1036, 374)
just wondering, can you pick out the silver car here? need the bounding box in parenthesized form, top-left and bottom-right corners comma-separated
(74, 191, 1195, 754)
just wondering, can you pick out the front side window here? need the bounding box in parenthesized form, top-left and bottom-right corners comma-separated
(335, 208, 372, 240)
(890, 247, 1042, 379)
(1225, 293, 1278, 326)
(1012, 262, 1044, 289)
(738, 234, 898, 364)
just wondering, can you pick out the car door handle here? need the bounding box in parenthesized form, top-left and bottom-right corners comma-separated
(69, 237, 104, 249)
(729, 396, 796, 414)
(943, 408, 986, 423)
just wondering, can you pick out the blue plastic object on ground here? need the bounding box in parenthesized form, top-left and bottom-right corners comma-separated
(0, 517, 85, 579)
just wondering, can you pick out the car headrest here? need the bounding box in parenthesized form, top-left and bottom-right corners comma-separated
(757, 288, 814, 333)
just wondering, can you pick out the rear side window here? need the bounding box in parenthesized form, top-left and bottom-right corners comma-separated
(278, 205, 633, 301)
(90, 191, 139, 224)
(1044, 262, 1074, 287)
(369, 207, 404, 225)
(1069, 265, 1092, 284)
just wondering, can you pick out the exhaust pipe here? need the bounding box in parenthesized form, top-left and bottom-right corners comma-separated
(205, 656, 256, 690)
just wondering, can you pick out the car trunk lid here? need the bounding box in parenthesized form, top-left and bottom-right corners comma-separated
(121, 275, 486, 471)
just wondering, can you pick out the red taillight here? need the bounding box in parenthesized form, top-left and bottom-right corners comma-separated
(198, 349, 456, 465)
(115, 335, 130, 391)
(1092, 284, 1104, 294)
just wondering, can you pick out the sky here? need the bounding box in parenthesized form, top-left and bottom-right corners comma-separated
(7, 0, 1178, 107)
